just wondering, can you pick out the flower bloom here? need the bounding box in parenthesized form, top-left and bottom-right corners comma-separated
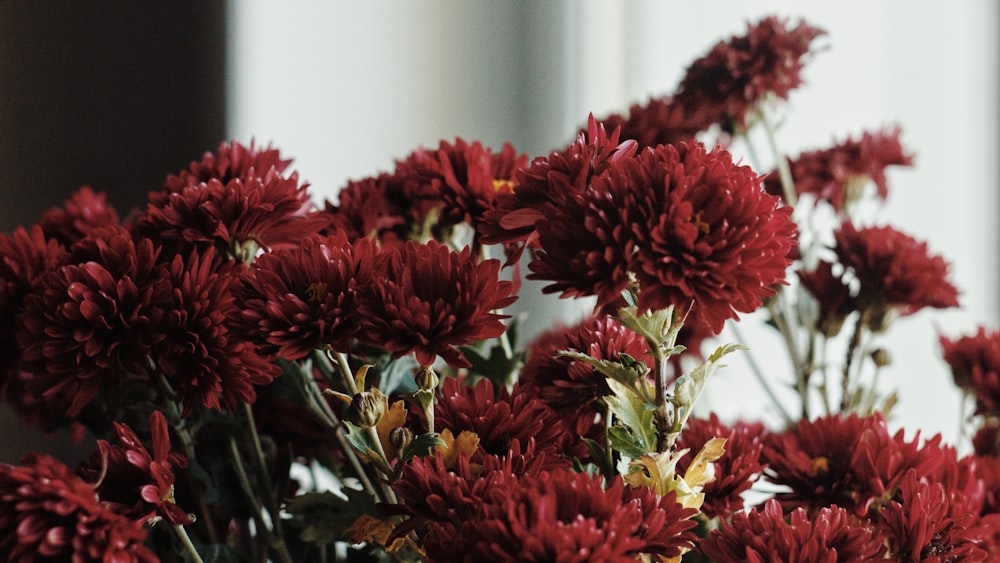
(78, 410, 191, 525)
(36, 186, 120, 247)
(765, 127, 913, 211)
(425, 468, 696, 562)
(358, 240, 516, 367)
(673, 16, 826, 132)
(834, 222, 959, 328)
(0, 453, 156, 562)
(700, 499, 885, 561)
(322, 174, 412, 248)
(230, 232, 378, 360)
(940, 327, 1000, 416)
(594, 96, 706, 151)
(797, 260, 857, 337)
(154, 248, 279, 416)
(17, 230, 170, 416)
(157, 139, 294, 205)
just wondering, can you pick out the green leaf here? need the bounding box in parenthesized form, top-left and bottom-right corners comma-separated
(607, 426, 648, 459)
(672, 342, 747, 431)
(616, 304, 677, 348)
(284, 488, 378, 545)
(556, 350, 647, 387)
(604, 378, 657, 455)
(343, 420, 379, 458)
(580, 437, 614, 479)
(401, 432, 446, 462)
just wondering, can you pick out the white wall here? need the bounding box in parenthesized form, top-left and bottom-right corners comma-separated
(229, 1, 999, 444)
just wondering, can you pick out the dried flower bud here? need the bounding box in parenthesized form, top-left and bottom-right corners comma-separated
(390, 427, 413, 454)
(415, 366, 439, 391)
(348, 390, 387, 428)
(871, 348, 891, 368)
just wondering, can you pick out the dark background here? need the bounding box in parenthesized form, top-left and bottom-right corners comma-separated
(0, 3, 227, 463)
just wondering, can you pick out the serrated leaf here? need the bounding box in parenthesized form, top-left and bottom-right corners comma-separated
(672, 343, 747, 431)
(607, 426, 648, 459)
(557, 350, 647, 387)
(284, 488, 378, 545)
(616, 304, 676, 347)
(343, 420, 379, 460)
(604, 378, 658, 454)
(401, 432, 447, 462)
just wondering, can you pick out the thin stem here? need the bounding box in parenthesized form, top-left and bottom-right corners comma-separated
(728, 322, 795, 425)
(767, 295, 808, 418)
(228, 439, 293, 563)
(170, 423, 220, 544)
(840, 314, 866, 412)
(175, 524, 205, 563)
(365, 427, 398, 504)
(332, 350, 360, 395)
(759, 108, 797, 207)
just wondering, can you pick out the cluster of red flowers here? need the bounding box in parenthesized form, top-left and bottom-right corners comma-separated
(0, 12, 992, 563)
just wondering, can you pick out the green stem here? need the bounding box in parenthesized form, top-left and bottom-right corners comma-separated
(365, 427, 398, 504)
(840, 314, 866, 412)
(728, 323, 795, 425)
(175, 524, 205, 563)
(759, 108, 797, 207)
(170, 422, 219, 544)
(228, 439, 293, 563)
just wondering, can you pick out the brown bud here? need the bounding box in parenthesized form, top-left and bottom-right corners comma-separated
(390, 427, 413, 454)
(415, 366, 439, 391)
(347, 389, 387, 428)
(871, 348, 891, 368)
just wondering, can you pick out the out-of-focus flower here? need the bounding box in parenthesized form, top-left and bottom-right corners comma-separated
(834, 222, 959, 328)
(700, 499, 885, 562)
(676, 414, 768, 518)
(614, 142, 796, 332)
(17, 231, 170, 417)
(154, 248, 279, 416)
(798, 260, 858, 337)
(765, 128, 913, 211)
(0, 453, 156, 562)
(673, 16, 826, 132)
(230, 232, 378, 360)
(358, 240, 516, 367)
(940, 327, 1000, 416)
(78, 410, 191, 525)
(36, 186, 120, 247)
(322, 174, 411, 248)
(438, 468, 697, 562)
(595, 96, 706, 151)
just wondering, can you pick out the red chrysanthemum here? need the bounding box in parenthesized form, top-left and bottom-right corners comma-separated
(434, 377, 570, 468)
(877, 469, 988, 562)
(676, 414, 768, 518)
(834, 222, 959, 326)
(230, 232, 378, 360)
(439, 468, 697, 562)
(673, 16, 826, 132)
(478, 116, 638, 249)
(134, 168, 326, 261)
(152, 248, 279, 416)
(395, 138, 528, 236)
(763, 413, 946, 516)
(765, 127, 913, 211)
(700, 499, 885, 562)
(518, 315, 651, 449)
(358, 240, 516, 367)
(797, 260, 858, 337)
(78, 410, 191, 526)
(615, 142, 797, 332)
(940, 327, 1000, 416)
(17, 231, 170, 416)
(322, 174, 412, 249)
(36, 186, 120, 247)
(595, 96, 708, 150)
(0, 453, 156, 562)
(156, 139, 294, 205)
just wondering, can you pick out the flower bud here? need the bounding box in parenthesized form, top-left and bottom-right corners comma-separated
(871, 348, 891, 368)
(347, 390, 387, 428)
(415, 366, 439, 391)
(390, 427, 413, 454)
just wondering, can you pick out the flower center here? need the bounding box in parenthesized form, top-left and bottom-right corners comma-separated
(306, 282, 328, 304)
(808, 456, 830, 477)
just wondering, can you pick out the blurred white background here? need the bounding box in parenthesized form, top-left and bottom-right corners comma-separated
(229, 2, 999, 445)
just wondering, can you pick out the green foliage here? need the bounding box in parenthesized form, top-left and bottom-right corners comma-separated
(284, 488, 378, 545)
(604, 378, 658, 457)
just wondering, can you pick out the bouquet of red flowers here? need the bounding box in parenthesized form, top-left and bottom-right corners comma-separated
(1, 15, 997, 562)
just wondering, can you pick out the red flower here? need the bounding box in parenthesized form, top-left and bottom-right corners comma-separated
(441, 468, 697, 562)
(615, 142, 796, 332)
(153, 248, 279, 416)
(595, 96, 708, 150)
(940, 327, 1000, 416)
(765, 127, 914, 211)
(700, 499, 885, 562)
(156, 139, 294, 205)
(877, 470, 988, 562)
(36, 186, 120, 247)
(322, 174, 412, 248)
(17, 231, 170, 416)
(797, 260, 858, 337)
(834, 222, 959, 325)
(676, 414, 768, 518)
(231, 232, 378, 360)
(78, 410, 191, 526)
(674, 16, 825, 132)
(358, 240, 516, 367)
(0, 453, 156, 562)
(434, 377, 570, 468)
